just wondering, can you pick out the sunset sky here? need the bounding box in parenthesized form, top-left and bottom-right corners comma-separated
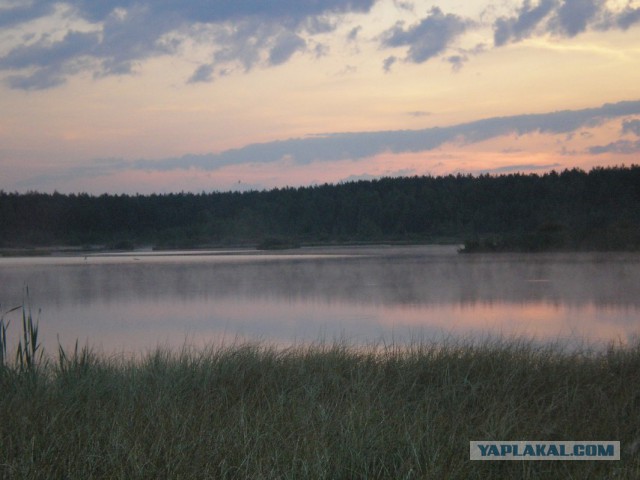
(1, 0, 640, 194)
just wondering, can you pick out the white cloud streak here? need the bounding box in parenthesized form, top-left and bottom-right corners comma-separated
(82, 99, 640, 172)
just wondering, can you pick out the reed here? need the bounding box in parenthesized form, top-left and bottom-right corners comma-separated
(1, 287, 44, 373)
(0, 304, 20, 367)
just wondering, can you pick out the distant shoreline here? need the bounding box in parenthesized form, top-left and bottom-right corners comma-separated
(0, 239, 465, 257)
(3, 166, 639, 253)
(5, 241, 640, 258)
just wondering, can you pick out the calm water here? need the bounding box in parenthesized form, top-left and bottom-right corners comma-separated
(1, 245, 639, 353)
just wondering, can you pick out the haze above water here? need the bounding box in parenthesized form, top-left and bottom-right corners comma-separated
(1, 245, 639, 354)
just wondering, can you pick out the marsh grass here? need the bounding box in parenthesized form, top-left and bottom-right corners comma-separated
(0, 326, 638, 479)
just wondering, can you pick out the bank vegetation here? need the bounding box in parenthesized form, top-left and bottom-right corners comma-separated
(2, 165, 639, 252)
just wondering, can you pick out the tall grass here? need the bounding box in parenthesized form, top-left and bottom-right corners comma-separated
(0, 328, 639, 479)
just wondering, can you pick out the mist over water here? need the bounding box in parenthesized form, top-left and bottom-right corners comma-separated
(1, 246, 639, 353)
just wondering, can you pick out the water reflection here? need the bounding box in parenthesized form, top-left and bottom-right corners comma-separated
(1, 246, 639, 353)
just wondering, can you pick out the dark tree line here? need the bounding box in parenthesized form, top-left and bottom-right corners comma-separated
(1, 165, 640, 251)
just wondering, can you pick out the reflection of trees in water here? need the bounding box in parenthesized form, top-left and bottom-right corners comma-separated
(3, 249, 640, 309)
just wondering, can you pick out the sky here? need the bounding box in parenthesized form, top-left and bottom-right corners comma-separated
(1, 0, 640, 194)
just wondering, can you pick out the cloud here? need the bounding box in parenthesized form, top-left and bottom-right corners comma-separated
(0, 29, 102, 89)
(588, 117, 640, 153)
(0, 6, 180, 86)
(493, 0, 640, 46)
(94, 5, 181, 77)
(493, 0, 558, 46)
(16, 99, 640, 189)
(3, 1, 640, 88)
(622, 119, 640, 136)
(551, 0, 602, 37)
(64, 0, 376, 25)
(383, 55, 397, 72)
(393, 1, 414, 12)
(407, 111, 431, 117)
(122, 99, 640, 171)
(475, 163, 562, 174)
(0, 3, 55, 29)
(337, 64, 357, 75)
(340, 173, 380, 182)
(588, 140, 640, 154)
(6, 66, 68, 90)
(446, 54, 467, 71)
(613, 6, 640, 30)
(347, 26, 362, 41)
(268, 32, 306, 66)
(340, 168, 416, 183)
(380, 7, 470, 64)
(0, 30, 101, 70)
(187, 64, 215, 84)
(312, 43, 330, 58)
(0, 0, 377, 89)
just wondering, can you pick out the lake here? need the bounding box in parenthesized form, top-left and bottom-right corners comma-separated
(1, 245, 639, 354)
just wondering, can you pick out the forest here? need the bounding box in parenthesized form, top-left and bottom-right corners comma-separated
(1, 165, 639, 252)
